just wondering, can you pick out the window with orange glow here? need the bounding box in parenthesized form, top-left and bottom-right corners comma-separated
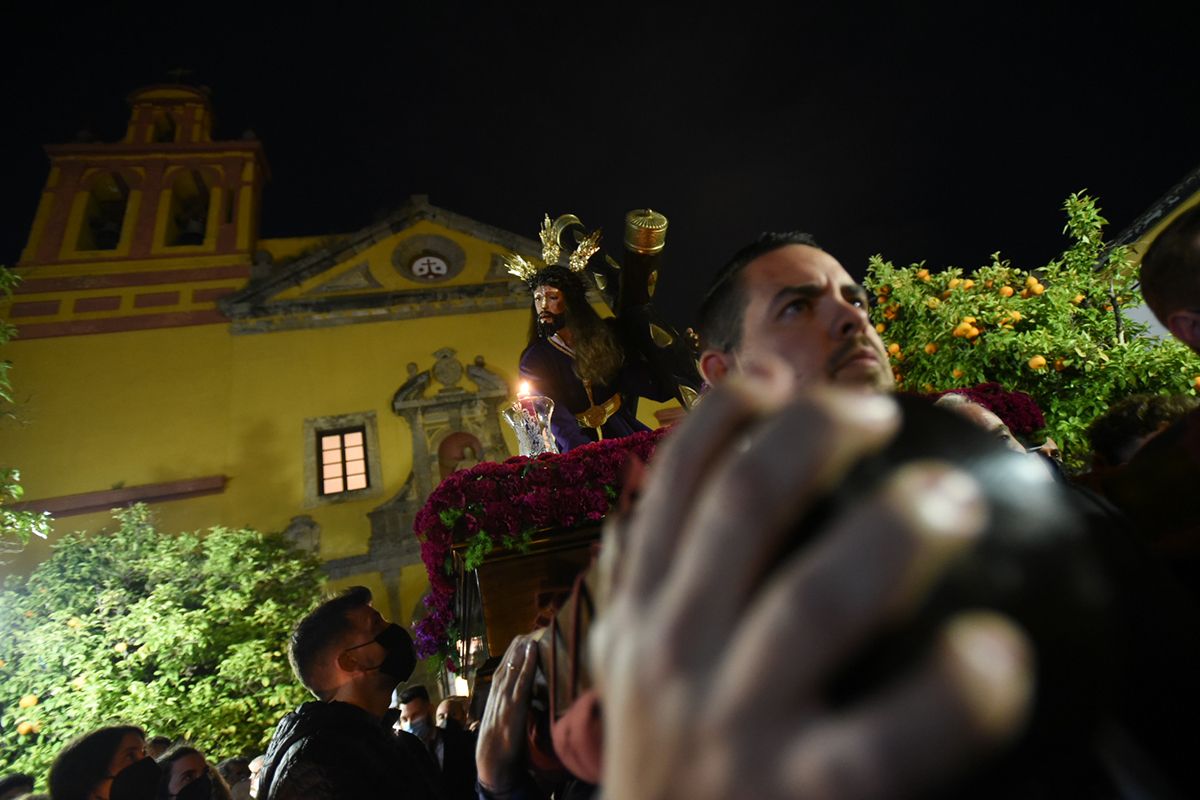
(318, 427, 370, 495)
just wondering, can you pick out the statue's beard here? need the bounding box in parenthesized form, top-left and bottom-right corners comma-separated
(537, 312, 566, 337)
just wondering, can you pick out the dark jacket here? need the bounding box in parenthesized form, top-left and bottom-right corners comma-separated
(431, 724, 477, 800)
(258, 701, 445, 800)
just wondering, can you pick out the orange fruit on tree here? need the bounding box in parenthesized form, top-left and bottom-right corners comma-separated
(962, 279, 975, 290)
(1031, 283, 1045, 295)
(916, 269, 930, 282)
(949, 278, 961, 289)
(1054, 358, 1066, 371)
(952, 368, 964, 379)
(1000, 286, 1014, 297)
(1072, 294, 1085, 305)
(875, 323, 886, 333)
(18, 694, 38, 709)
(887, 343, 901, 355)
(1028, 355, 1047, 370)
(1026, 276, 1039, 287)
(924, 343, 939, 354)
(17, 721, 34, 736)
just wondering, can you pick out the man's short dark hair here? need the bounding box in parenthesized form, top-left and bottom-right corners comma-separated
(698, 231, 821, 352)
(48, 725, 144, 800)
(289, 585, 374, 700)
(1087, 393, 1200, 467)
(397, 684, 431, 705)
(1140, 203, 1200, 323)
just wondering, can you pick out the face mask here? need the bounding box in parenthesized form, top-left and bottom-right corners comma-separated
(175, 773, 212, 800)
(109, 756, 161, 800)
(403, 715, 431, 739)
(370, 624, 417, 682)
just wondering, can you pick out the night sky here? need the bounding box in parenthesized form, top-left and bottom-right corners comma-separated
(4, 2, 1199, 330)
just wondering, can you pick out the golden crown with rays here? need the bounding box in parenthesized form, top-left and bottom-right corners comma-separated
(503, 214, 603, 282)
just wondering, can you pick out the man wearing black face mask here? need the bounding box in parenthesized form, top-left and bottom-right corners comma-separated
(256, 586, 444, 800)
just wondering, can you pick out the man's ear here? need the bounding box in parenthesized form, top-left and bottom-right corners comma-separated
(1166, 309, 1200, 354)
(699, 349, 733, 386)
(336, 648, 360, 674)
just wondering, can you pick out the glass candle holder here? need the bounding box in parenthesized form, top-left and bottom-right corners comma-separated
(503, 393, 559, 456)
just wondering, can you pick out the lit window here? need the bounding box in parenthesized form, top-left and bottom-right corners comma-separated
(318, 427, 370, 495)
(303, 412, 381, 507)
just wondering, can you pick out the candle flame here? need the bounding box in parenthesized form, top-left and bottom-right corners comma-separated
(518, 380, 531, 397)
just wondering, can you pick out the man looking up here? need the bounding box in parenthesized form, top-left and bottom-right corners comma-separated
(697, 231, 893, 393)
(256, 586, 442, 800)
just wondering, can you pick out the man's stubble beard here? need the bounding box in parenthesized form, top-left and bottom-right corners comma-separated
(827, 334, 895, 392)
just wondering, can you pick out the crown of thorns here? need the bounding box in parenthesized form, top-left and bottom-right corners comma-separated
(503, 213, 601, 282)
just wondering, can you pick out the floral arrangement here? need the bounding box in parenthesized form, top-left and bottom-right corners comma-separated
(865, 192, 1200, 469)
(413, 427, 669, 663)
(929, 382, 1046, 438)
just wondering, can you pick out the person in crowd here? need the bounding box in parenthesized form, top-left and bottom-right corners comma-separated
(213, 759, 250, 800)
(1093, 205, 1200, 589)
(48, 725, 160, 800)
(145, 738, 173, 761)
(518, 262, 673, 452)
(435, 697, 468, 732)
(245, 757, 263, 800)
(255, 586, 442, 799)
(471, 233, 1038, 799)
(155, 745, 231, 800)
(1086, 392, 1199, 470)
(933, 392, 1029, 454)
(696, 231, 893, 395)
(0, 774, 34, 800)
(396, 685, 476, 800)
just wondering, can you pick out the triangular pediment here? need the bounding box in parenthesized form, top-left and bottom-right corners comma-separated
(221, 196, 542, 333)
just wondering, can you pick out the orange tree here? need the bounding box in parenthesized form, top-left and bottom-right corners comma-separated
(0, 504, 323, 784)
(866, 192, 1200, 470)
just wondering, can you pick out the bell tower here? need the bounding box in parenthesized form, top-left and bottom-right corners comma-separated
(19, 84, 269, 268)
(10, 85, 270, 338)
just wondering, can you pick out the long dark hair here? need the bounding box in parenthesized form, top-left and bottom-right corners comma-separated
(48, 724, 145, 800)
(528, 266, 624, 387)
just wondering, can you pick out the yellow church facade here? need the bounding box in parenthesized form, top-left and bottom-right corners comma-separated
(1, 84, 672, 625)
